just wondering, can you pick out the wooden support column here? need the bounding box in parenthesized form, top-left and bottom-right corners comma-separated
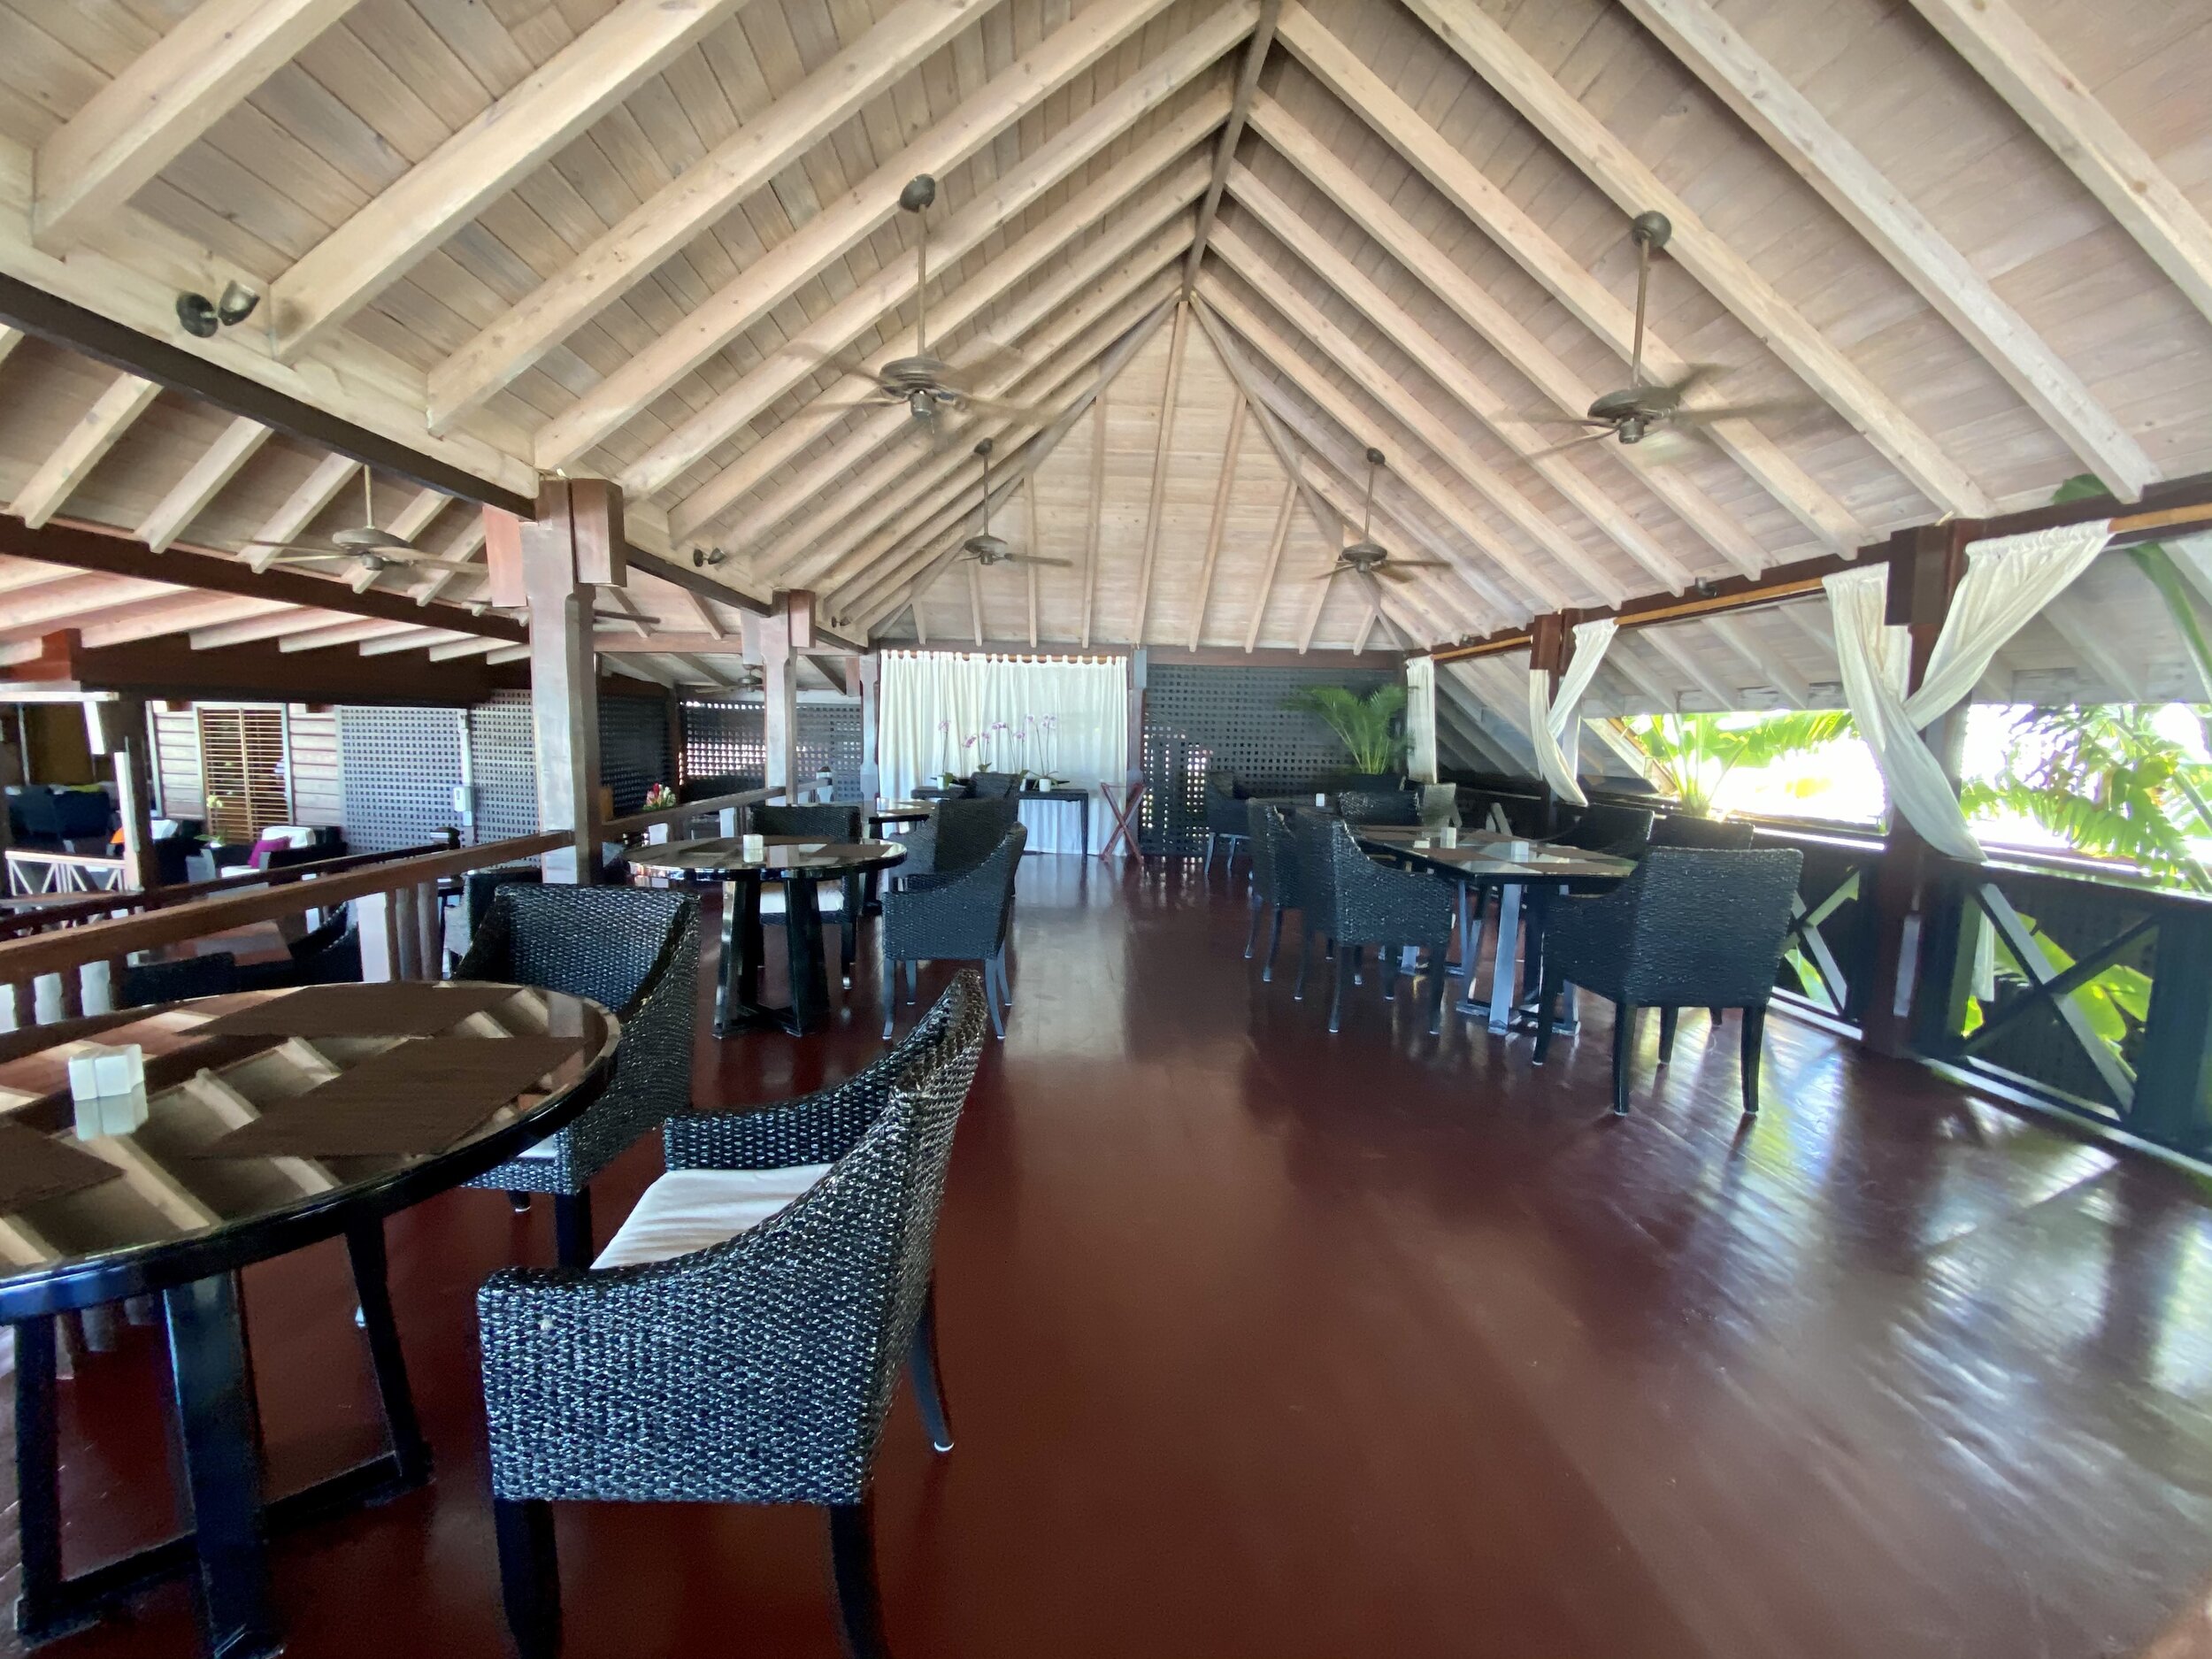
(856, 653, 882, 803)
(759, 590, 811, 803)
(82, 697, 157, 892)
(1859, 520, 1973, 1057)
(487, 480, 619, 884)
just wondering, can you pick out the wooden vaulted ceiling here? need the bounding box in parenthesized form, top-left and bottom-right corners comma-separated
(0, 0, 2206, 703)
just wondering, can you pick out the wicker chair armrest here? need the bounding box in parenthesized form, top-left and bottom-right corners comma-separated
(884, 856, 1002, 938)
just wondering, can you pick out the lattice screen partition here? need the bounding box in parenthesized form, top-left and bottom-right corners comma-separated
(1141, 664, 1396, 855)
(600, 694, 673, 814)
(681, 697, 864, 801)
(337, 705, 465, 852)
(468, 692, 537, 846)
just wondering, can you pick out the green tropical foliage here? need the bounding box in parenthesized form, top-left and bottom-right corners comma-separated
(1285, 683, 1407, 773)
(1960, 704, 2212, 890)
(1611, 710, 1855, 817)
(1962, 907, 2153, 1079)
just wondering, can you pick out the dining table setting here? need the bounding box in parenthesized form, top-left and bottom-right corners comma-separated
(1350, 824, 1637, 1033)
(0, 979, 621, 1658)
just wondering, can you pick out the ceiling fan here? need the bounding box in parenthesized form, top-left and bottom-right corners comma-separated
(794, 175, 1049, 441)
(1310, 449, 1446, 592)
(1522, 211, 1800, 459)
(955, 439, 1067, 568)
(237, 472, 476, 575)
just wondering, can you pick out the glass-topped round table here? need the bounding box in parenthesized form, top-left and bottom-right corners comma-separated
(630, 835, 906, 1036)
(0, 981, 619, 1658)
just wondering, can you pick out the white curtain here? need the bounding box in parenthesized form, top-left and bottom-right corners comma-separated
(879, 651, 1129, 855)
(1823, 519, 2113, 864)
(1525, 618, 1618, 807)
(1405, 657, 1438, 784)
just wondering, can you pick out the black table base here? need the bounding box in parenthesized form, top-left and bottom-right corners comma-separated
(13, 1223, 432, 1655)
(714, 875, 833, 1037)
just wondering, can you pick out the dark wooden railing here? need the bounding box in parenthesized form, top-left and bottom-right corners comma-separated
(0, 832, 568, 1030)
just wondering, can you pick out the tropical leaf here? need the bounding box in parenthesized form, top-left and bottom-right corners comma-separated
(1609, 709, 1855, 817)
(1284, 684, 1407, 773)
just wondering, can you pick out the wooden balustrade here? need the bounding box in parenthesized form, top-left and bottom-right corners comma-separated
(602, 786, 784, 844)
(0, 832, 569, 1031)
(0, 839, 461, 941)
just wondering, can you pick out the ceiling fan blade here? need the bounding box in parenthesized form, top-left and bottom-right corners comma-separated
(1006, 554, 1072, 567)
(1510, 411, 1617, 427)
(1660, 363, 1724, 401)
(240, 538, 347, 553)
(1305, 564, 1352, 581)
(956, 394, 1053, 419)
(1386, 558, 1451, 570)
(1670, 397, 1816, 426)
(1525, 428, 1618, 461)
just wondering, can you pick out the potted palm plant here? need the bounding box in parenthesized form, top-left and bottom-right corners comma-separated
(1284, 684, 1407, 788)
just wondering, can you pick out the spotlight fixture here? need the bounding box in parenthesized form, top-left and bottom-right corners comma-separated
(692, 546, 727, 568)
(176, 280, 262, 339)
(215, 280, 259, 326)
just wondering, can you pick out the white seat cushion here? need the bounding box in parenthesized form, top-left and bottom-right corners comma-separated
(760, 884, 845, 917)
(591, 1164, 832, 1270)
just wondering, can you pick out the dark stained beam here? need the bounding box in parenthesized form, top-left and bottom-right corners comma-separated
(9, 630, 526, 705)
(0, 273, 535, 516)
(9, 516, 526, 642)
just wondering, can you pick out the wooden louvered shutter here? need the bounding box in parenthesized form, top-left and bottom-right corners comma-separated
(197, 708, 292, 841)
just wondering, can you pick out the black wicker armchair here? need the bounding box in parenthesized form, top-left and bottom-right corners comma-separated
(897, 797, 1023, 888)
(753, 803, 866, 982)
(1532, 848, 1804, 1115)
(477, 972, 990, 1659)
(1294, 813, 1455, 1034)
(456, 887, 700, 1266)
(881, 825, 1024, 1039)
(969, 770, 1022, 798)
(1335, 787, 1420, 826)
(1245, 801, 1303, 981)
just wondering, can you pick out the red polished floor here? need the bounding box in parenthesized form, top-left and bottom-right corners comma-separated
(12, 856, 2212, 1658)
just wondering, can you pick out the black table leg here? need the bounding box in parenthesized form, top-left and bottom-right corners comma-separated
(14, 1317, 76, 1643)
(344, 1221, 432, 1491)
(737, 876, 764, 1010)
(164, 1273, 280, 1659)
(713, 879, 737, 1038)
(785, 879, 830, 1033)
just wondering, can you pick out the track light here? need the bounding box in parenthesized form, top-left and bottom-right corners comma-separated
(215, 280, 259, 326)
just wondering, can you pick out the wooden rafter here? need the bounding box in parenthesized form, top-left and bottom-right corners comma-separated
(639, 53, 1240, 513)
(665, 129, 1216, 541)
(426, 0, 1002, 428)
(1244, 479, 1297, 652)
(135, 416, 272, 552)
(1211, 220, 1628, 605)
(1195, 275, 1537, 619)
(1131, 303, 1192, 644)
(1626, 0, 2155, 501)
(1080, 380, 1108, 649)
(1187, 394, 1248, 649)
(271, 0, 757, 357)
(1245, 93, 1773, 578)
(1701, 613, 1812, 708)
(775, 233, 1193, 592)
(1226, 158, 1701, 590)
(1906, 0, 2212, 331)
(1391, 0, 1981, 532)
(12, 372, 160, 529)
(1184, 0, 1279, 291)
(531, 0, 1209, 472)
(31, 0, 361, 252)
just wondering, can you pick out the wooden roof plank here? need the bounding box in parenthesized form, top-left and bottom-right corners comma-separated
(1626, 0, 2156, 501)
(1906, 0, 2212, 332)
(33, 0, 364, 252)
(427, 0, 1005, 429)
(135, 415, 273, 552)
(271, 0, 760, 357)
(1390, 0, 1975, 533)
(12, 371, 160, 528)
(533, 0, 1222, 472)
